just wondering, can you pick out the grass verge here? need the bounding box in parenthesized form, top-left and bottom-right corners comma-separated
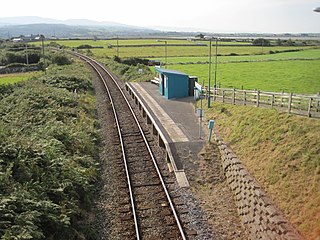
(204, 101, 320, 239)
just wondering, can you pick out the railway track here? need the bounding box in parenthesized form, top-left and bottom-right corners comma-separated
(74, 52, 187, 240)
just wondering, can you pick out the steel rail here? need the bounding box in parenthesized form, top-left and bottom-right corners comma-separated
(74, 52, 186, 240)
(76, 54, 141, 239)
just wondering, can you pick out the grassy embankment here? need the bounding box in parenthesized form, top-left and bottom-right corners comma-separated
(0, 59, 99, 239)
(203, 101, 320, 239)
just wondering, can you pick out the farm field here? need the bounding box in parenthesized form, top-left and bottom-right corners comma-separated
(45, 39, 316, 58)
(150, 48, 320, 64)
(168, 60, 320, 94)
(45, 38, 320, 94)
(90, 45, 315, 58)
(44, 39, 252, 47)
(0, 72, 40, 85)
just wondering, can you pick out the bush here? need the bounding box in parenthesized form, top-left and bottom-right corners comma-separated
(76, 44, 93, 49)
(2, 50, 41, 65)
(252, 38, 271, 46)
(0, 62, 99, 240)
(113, 56, 149, 66)
(51, 53, 72, 66)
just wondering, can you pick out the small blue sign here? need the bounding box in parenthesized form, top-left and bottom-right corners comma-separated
(208, 119, 215, 129)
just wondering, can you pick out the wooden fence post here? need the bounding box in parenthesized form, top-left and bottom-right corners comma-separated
(271, 94, 275, 108)
(288, 93, 293, 113)
(232, 88, 236, 105)
(257, 91, 260, 107)
(243, 91, 246, 106)
(317, 92, 320, 112)
(222, 90, 225, 103)
(308, 98, 312, 117)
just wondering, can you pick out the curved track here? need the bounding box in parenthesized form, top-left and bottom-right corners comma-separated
(74, 52, 186, 240)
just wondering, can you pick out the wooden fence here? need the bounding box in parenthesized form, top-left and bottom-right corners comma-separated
(208, 88, 320, 118)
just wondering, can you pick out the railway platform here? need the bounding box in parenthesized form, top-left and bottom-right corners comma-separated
(126, 81, 205, 187)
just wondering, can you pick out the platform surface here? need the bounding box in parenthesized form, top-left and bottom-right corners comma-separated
(129, 82, 205, 171)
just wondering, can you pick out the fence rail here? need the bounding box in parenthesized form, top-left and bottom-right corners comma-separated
(209, 87, 320, 118)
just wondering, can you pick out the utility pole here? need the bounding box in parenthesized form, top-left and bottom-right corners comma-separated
(214, 38, 218, 90)
(117, 36, 119, 57)
(207, 38, 212, 108)
(164, 41, 167, 69)
(25, 44, 29, 65)
(41, 35, 46, 75)
(156, 40, 167, 69)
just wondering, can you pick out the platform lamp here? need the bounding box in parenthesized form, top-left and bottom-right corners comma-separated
(157, 40, 168, 69)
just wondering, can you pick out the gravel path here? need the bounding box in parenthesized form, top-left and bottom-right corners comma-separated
(183, 143, 249, 239)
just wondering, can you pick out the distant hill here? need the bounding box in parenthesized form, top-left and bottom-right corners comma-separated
(1, 16, 319, 40)
(0, 16, 159, 39)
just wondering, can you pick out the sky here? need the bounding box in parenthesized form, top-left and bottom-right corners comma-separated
(1, 0, 320, 33)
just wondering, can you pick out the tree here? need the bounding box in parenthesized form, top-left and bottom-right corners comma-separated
(277, 38, 282, 46)
(252, 38, 271, 46)
(196, 33, 205, 39)
(51, 53, 72, 66)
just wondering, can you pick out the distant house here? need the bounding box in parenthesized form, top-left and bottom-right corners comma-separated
(11, 34, 43, 42)
(12, 38, 24, 42)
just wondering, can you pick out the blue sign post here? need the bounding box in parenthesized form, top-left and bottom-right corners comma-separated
(208, 119, 215, 143)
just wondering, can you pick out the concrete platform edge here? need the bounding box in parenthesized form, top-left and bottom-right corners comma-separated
(126, 83, 189, 188)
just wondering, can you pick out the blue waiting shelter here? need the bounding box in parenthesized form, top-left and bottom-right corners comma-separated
(154, 68, 190, 99)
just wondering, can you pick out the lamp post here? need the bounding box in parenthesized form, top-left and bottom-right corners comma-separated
(157, 40, 168, 69)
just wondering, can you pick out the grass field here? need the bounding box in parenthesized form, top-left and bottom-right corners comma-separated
(168, 60, 320, 94)
(151, 48, 320, 64)
(44, 39, 316, 58)
(90, 45, 315, 59)
(48, 39, 320, 94)
(43, 39, 252, 47)
(0, 72, 40, 85)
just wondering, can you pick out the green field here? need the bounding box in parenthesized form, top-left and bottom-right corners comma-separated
(0, 72, 40, 85)
(151, 48, 320, 64)
(168, 60, 320, 94)
(44, 39, 316, 58)
(90, 45, 315, 58)
(46, 39, 320, 94)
